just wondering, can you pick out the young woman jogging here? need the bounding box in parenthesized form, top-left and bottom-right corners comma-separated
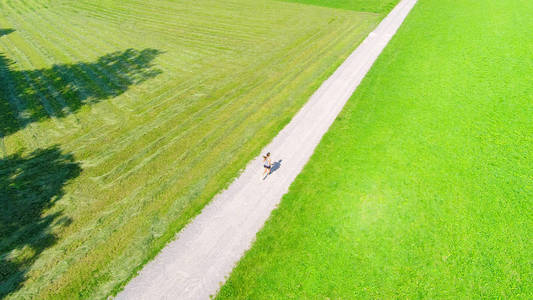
(262, 152, 272, 179)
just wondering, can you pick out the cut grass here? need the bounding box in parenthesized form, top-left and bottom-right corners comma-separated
(217, 0, 533, 298)
(0, 0, 392, 298)
(280, 0, 398, 13)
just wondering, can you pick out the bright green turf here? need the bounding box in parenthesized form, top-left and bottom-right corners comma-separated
(280, 0, 398, 13)
(217, 0, 533, 298)
(0, 0, 390, 298)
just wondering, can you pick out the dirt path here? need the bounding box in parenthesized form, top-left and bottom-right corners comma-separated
(116, 0, 417, 298)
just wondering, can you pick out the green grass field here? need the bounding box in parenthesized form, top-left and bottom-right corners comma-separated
(282, 0, 398, 13)
(0, 0, 395, 298)
(217, 0, 533, 298)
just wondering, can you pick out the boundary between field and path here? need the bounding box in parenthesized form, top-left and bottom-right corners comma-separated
(116, 0, 417, 298)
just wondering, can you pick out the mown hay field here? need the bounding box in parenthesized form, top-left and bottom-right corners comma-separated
(0, 0, 387, 298)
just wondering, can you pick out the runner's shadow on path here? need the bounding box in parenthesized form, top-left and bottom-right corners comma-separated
(270, 159, 282, 175)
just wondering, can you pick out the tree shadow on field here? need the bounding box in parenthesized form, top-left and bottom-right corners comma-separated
(0, 29, 15, 38)
(0, 146, 81, 298)
(0, 28, 162, 138)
